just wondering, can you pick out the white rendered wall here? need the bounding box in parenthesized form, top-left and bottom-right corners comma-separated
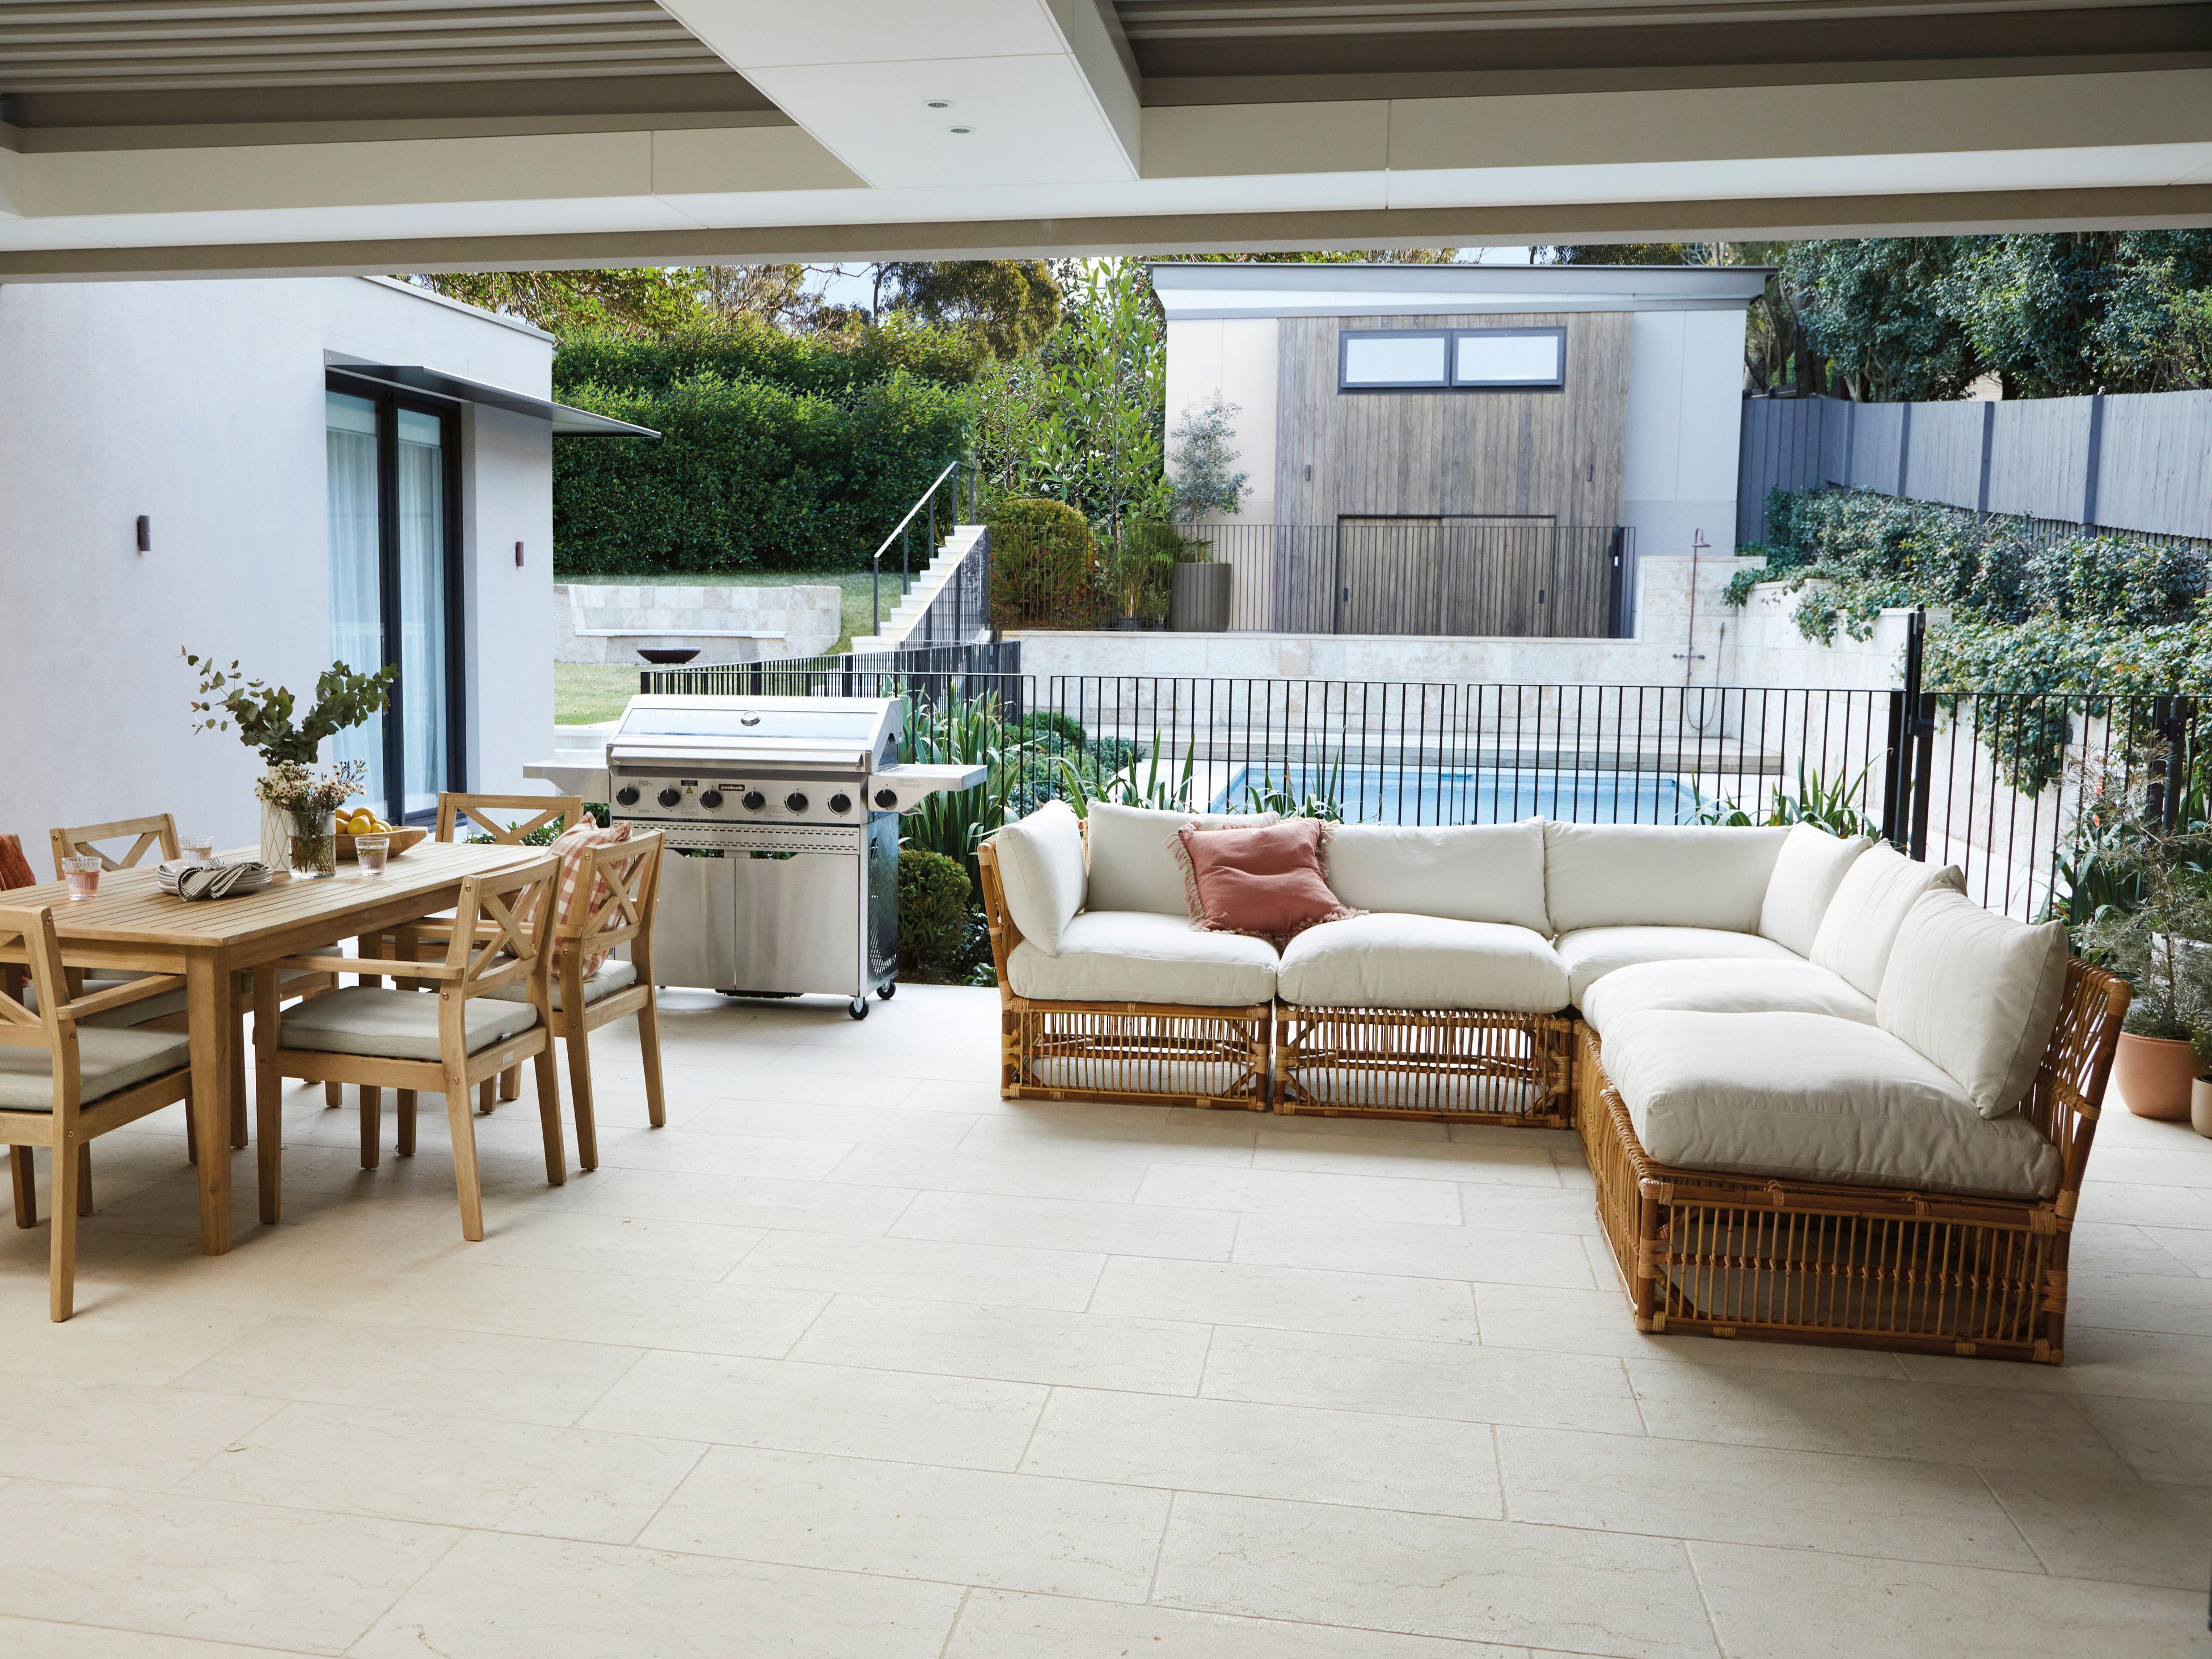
(1163, 317, 1280, 524)
(0, 276, 554, 859)
(1622, 307, 1747, 560)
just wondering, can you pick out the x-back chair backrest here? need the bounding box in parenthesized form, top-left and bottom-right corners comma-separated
(567, 831, 664, 961)
(436, 793, 584, 847)
(49, 813, 179, 877)
(443, 856, 560, 1001)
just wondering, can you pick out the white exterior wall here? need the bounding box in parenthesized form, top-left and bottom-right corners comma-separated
(0, 276, 555, 858)
(1163, 316, 1280, 524)
(1623, 307, 1747, 560)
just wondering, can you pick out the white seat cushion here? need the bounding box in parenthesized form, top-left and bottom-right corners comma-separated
(1580, 957, 1876, 1036)
(276, 987, 539, 1062)
(1277, 914, 1569, 1012)
(1083, 802, 1276, 916)
(489, 958, 639, 1012)
(1757, 824, 1875, 955)
(1554, 926, 1798, 1004)
(0, 1027, 190, 1111)
(990, 801, 1087, 955)
(1321, 821, 1550, 934)
(38, 965, 323, 1029)
(1809, 845, 1967, 998)
(1876, 889, 2070, 1120)
(1602, 1010, 2063, 1199)
(1543, 822, 1788, 934)
(1007, 911, 1276, 1007)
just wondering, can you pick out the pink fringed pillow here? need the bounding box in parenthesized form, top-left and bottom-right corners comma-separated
(1168, 818, 1360, 943)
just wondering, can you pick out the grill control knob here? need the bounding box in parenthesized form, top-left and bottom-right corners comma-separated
(614, 786, 640, 807)
(699, 788, 723, 809)
(874, 788, 898, 810)
(785, 791, 809, 813)
(828, 792, 852, 814)
(742, 791, 766, 810)
(657, 787, 682, 808)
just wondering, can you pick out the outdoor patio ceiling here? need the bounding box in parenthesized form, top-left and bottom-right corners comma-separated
(0, 0, 2206, 277)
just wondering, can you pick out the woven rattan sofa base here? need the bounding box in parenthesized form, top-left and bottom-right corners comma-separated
(1274, 1003, 1576, 1124)
(1573, 957, 2128, 1365)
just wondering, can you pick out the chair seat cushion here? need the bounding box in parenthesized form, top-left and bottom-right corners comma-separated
(1554, 926, 1799, 1004)
(0, 1027, 190, 1111)
(1601, 1010, 2062, 1199)
(489, 959, 639, 1012)
(1580, 957, 1876, 1036)
(1277, 914, 1569, 1012)
(276, 987, 539, 1062)
(70, 964, 326, 1029)
(1007, 911, 1276, 1007)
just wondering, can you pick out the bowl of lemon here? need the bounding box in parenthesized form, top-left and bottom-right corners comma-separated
(335, 807, 428, 862)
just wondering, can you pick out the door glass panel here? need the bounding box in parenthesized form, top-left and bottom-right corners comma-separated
(394, 408, 450, 820)
(325, 392, 385, 807)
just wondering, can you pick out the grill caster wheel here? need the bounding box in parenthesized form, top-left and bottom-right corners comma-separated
(878, 981, 896, 1001)
(847, 998, 869, 1021)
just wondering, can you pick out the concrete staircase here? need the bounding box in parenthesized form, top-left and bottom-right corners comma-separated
(847, 523, 989, 655)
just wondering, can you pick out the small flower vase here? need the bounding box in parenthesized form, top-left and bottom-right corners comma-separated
(259, 791, 289, 868)
(285, 808, 337, 880)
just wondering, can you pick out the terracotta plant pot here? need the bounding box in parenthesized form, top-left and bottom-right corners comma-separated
(2192, 1076, 2212, 1140)
(2114, 1031, 2199, 1120)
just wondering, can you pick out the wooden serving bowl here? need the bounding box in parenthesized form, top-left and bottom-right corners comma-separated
(336, 826, 429, 862)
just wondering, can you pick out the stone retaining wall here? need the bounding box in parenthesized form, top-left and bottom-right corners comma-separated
(553, 582, 842, 665)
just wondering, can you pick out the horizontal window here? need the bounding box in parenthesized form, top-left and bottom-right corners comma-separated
(1338, 326, 1567, 392)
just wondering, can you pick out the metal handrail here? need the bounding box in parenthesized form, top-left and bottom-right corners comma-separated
(871, 459, 964, 637)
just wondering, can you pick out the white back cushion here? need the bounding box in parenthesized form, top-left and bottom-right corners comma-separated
(1084, 801, 1275, 915)
(1542, 822, 1789, 935)
(1809, 844, 1966, 998)
(991, 801, 1086, 956)
(1758, 824, 1876, 956)
(1876, 888, 2070, 1120)
(1323, 820, 1550, 933)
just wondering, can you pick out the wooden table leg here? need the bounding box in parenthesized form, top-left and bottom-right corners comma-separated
(185, 953, 234, 1255)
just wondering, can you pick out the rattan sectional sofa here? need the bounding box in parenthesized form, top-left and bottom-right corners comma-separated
(975, 800, 2130, 1363)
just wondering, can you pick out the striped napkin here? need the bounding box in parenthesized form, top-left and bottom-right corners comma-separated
(170, 862, 273, 902)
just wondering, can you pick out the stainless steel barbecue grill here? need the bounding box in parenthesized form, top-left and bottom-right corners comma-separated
(529, 694, 981, 1019)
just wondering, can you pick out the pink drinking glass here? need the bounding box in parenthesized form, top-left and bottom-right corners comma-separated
(61, 856, 101, 901)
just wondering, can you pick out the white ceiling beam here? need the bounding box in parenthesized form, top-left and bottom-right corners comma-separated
(646, 0, 1141, 187)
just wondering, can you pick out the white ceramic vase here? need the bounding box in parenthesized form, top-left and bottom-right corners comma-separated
(258, 791, 289, 868)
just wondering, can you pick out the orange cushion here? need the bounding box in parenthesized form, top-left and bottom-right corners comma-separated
(1172, 819, 1358, 943)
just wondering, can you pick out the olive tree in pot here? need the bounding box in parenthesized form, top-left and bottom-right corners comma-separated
(1164, 392, 1246, 633)
(2070, 757, 2212, 1120)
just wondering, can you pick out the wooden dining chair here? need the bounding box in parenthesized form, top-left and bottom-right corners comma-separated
(0, 905, 195, 1320)
(251, 855, 564, 1241)
(491, 831, 666, 1167)
(48, 813, 339, 1154)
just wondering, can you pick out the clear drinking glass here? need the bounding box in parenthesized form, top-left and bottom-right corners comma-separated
(179, 835, 215, 865)
(61, 856, 101, 901)
(354, 834, 391, 876)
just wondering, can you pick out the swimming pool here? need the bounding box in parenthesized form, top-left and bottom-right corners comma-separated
(1211, 765, 1697, 826)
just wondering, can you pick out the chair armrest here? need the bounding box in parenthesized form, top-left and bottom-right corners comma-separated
(58, 973, 187, 1023)
(276, 952, 462, 981)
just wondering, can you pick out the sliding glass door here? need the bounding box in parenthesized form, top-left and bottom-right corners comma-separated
(324, 383, 463, 822)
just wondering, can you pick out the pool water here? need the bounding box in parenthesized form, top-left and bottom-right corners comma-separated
(1214, 766, 1696, 826)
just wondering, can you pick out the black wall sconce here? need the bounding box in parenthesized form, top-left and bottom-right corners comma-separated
(515, 541, 526, 568)
(136, 516, 151, 552)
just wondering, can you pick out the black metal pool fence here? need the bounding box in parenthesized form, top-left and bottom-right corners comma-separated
(644, 650, 2201, 926)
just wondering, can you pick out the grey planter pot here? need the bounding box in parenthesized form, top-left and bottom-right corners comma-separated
(1169, 562, 1232, 632)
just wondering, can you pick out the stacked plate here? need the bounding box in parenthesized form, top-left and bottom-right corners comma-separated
(156, 859, 276, 897)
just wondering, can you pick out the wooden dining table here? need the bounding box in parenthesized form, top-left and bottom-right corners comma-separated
(0, 841, 540, 1254)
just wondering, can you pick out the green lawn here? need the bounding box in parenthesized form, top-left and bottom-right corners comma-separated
(555, 570, 906, 726)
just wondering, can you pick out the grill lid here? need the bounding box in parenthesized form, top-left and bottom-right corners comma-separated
(607, 695, 899, 771)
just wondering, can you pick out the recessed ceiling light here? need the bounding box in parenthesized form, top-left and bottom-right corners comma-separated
(925, 99, 953, 109)
(947, 125, 973, 134)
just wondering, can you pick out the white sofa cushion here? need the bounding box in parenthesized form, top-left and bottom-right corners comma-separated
(1277, 914, 1569, 1012)
(1809, 845, 1967, 999)
(991, 801, 1087, 956)
(1322, 821, 1550, 934)
(1554, 925, 1797, 1005)
(1580, 957, 1876, 1036)
(1007, 911, 1277, 1007)
(1602, 1010, 2063, 1199)
(1876, 889, 2071, 1120)
(1542, 822, 1789, 934)
(1084, 801, 1276, 916)
(1757, 824, 1875, 956)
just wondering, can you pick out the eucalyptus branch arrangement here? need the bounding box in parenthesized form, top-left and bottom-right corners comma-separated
(184, 651, 395, 766)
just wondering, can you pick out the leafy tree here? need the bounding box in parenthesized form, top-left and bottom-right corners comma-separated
(1939, 233, 2212, 396)
(873, 261, 1063, 357)
(1168, 391, 1248, 520)
(407, 269, 710, 335)
(1782, 239, 1981, 403)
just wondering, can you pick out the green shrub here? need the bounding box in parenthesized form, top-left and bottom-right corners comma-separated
(553, 369, 970, 575)
(987, 499, 1111, 627)
(554, 316, 983, 402)
(897, 848, 973, 980)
